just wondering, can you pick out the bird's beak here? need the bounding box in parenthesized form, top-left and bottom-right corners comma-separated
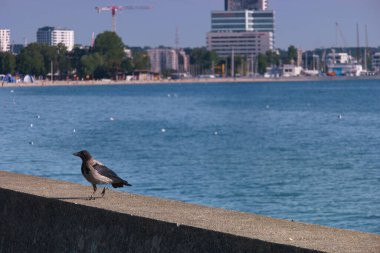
(73, 152, 79, 157)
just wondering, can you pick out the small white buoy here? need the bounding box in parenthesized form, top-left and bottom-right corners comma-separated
(161, 128, 166, 133)
(214, 131, 218, 135)
(30, 123, 34, 128)
(10, 90, 14, 93)
(338, 114, 343, 119)
(36, 114, 40, 119)
(110, 117, 114, 121)
(72, 129, 76, 133)
(29, 141, 34, 145)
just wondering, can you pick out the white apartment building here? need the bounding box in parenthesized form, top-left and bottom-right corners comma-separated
(37, 26, 74, 51)
(0, 29, 11, 52)
(148, 48, 190, 74)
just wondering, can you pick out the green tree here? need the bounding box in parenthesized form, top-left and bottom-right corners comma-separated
(132, 51, 150, 70)
(265, 50, 280, 67)
(39, 44, 56, 76)
(93, 31, 125, 79)
(287, 45, 297, 64)
(69, 47, 89, 79)
(190, 47, 218, 73)
(257, 53, 267, 74)
(0, 52, 16, 74)
(16, 43, 45, 76)
(56, 43, 71, 79)
(80, 53, 104, 79)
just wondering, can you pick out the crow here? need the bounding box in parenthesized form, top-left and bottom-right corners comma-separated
(73, 150, 131, 200)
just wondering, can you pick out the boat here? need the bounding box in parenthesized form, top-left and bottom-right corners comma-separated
(326, 51, 363, 77)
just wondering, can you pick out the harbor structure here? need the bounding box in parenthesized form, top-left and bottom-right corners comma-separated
(36, 26, 75, 51)
(225, 0, 268, 11)
(326, 52, 362, 76)
(0, 29, 11, 52)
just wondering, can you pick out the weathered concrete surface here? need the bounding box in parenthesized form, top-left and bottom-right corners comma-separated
(0, 171, 379, 253)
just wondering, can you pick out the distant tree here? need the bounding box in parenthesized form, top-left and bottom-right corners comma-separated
(39, 44, 56, 76)
(132, 51, 150, 70)
(257, 53, 267, 74)
(265, 50, 280, 67)
(80, 53, 104, 79)
(190, 47, 218, 74)
(16, 43, 45, 76)
(287, 45, 298, 64)
(56, 43, 71, 78)
(93, 31, 125, 79)
(121, 57, 135, 73)
(69, 46, 89, 79)
(0, 52, 16, 74)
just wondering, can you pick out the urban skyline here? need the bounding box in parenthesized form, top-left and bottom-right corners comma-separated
(1, 0, 379, 50)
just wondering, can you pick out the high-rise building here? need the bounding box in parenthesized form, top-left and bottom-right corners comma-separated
(225, 0, 268, 11)
(207, 31, 273, 58)
(36, 26, 75, 51)
(0, 29, 11, 52)
(207, 9, 275, 58)
(211, 10, 275, 33)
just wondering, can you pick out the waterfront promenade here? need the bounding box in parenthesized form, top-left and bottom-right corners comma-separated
(1, 75, 380, 88)
(1, 170, 379, 253)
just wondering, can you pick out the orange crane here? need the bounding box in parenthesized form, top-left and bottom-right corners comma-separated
(95, 5, 151, 32)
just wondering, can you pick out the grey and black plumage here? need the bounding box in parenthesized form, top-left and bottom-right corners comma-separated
(73, 150, 131, 199)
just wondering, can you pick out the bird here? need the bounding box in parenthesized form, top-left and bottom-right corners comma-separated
(73, 150, 131, 200)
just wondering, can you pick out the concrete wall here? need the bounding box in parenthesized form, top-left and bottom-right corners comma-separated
(0, 171, 379, 253)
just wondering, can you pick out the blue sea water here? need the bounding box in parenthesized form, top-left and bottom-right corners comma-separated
(0, 80, 379, 234)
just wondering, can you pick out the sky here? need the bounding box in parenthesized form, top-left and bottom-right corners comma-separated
(1, 0, 379, 50)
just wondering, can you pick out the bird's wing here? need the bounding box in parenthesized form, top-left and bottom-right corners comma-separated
(92, 161, 123, 181)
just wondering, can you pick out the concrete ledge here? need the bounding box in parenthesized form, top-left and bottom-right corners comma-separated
(0, 171, 379, 253)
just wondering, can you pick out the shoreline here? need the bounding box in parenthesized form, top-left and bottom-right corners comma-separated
(1, 75, 380, 88)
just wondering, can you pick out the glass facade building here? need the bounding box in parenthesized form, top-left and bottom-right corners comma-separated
(207, 9, 275, 58)
(225, 0, 268, 11)
(211, 10, 275, 33)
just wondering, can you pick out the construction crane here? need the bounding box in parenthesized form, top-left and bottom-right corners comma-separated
(95, 5, 151, 32)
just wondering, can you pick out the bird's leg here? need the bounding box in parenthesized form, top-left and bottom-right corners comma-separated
(101, 187, 107, 197)
(89, 184, 97, 200)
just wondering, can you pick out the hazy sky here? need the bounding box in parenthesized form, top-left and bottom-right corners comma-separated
(1, 0, 379, 50)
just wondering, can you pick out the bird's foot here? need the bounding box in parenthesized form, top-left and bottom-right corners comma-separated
(88, 195, 95, 200)
(101, 187, 106, 197)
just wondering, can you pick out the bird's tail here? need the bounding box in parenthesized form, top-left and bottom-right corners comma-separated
(112, 180, 132, 188)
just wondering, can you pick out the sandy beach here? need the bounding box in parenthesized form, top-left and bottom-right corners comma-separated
(1, 75, 380, 88)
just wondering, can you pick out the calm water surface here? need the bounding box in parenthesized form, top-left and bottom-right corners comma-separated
(1, 80, 379, 234)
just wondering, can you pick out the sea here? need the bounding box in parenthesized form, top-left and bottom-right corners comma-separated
(0, 79, 379, 234)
